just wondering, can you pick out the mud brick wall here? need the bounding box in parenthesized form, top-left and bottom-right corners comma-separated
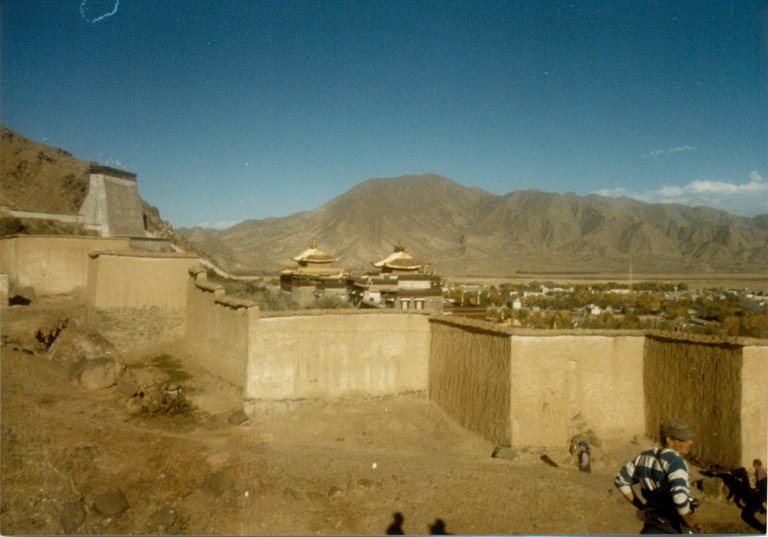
(741, 345, 768, 467)
(429, 317, 646, 449)
(0, 235, 131, 296)
(246, 311, 430, 400)
(86, 251, 199, 354)
(509, 334, 645, 448)
(92, 307, 185, 354)
(184, 269, 258, 390)
(429, 319, 511, 447)
(644, 333, 766, 468)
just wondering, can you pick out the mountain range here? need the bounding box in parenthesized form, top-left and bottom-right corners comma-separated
(179, 174, 768, 276)
(2, 125, 767, 276)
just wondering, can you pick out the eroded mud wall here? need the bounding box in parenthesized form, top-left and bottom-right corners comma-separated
(509, 335, 645, 448)
(245, 312, 430, 400)
(644, 334, 742, 467)
(184, 270, 257, 389)
(86, 252, 199, 353)
(428, 319, 511, 447)
(741, 345, 768, 468)
(0, 235, 130, 295)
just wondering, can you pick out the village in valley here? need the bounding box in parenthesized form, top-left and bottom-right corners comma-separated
(217, 239, 768, 339)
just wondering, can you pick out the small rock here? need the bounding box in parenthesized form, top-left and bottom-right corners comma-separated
(203, 471, 234, 497)
(328, 485, 344, 497)
(357, 478, 374, 489)
(60, 496, 85, 533)
(540, 454, 559, 468)
(227, 410, 250, 426)
(92, 489, 129, 518)
(149, 506, 176, 526)
(491, 446, 519, 460)
(282, 487, 302, 499)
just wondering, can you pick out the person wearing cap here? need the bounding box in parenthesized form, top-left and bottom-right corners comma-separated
(614, 419, 698, 533)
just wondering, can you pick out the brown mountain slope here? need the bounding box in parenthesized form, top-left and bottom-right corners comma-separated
(2, 125, 766, 276)
(179, 176, 768, 276)
(0, 126, 90, 213)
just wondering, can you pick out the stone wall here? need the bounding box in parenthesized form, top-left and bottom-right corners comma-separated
(0, 235, 131, 296)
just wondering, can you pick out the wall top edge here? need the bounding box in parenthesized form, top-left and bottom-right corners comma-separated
(214, 296, 259, 309)
(0, 234, 122, 242)
(431, 315, 641, 338)
(428, 316, 765, 346)
(88, 250, 199, 260)
(0, 206, 80, 218)
(259, 309, 432, 319)
(88, 164, 137, 181)
(195, 280, 223, 293)
(645, 330, 766, 348)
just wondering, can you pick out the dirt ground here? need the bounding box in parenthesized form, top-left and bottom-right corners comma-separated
(0, 298, 762, 535)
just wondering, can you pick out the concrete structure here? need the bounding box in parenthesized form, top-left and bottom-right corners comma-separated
(79, 165, 146, 237)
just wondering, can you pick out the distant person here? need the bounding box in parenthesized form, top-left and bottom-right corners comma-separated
(614, 419, 699, 534)
(429, 518, 451, 535)
(740, 459, 767, 533)
(578, 440, 592, 473)
(753, 458, 767, 487)
(386, 511, 405, 535)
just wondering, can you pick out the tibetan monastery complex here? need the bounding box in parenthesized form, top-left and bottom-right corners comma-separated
(279, 243, 349, 305)
(280, 243, 443, 311)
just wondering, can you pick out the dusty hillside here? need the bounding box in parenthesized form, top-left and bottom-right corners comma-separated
(0, 126, 90, 214)
(0, 299, 761, 535)
(180, 175, 768, 276)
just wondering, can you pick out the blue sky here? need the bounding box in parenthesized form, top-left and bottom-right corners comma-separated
(2, 0, 766, 228)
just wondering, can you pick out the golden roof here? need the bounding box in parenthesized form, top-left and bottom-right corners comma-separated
(372, 245, 426, 270)
(291, 243, 339, 265)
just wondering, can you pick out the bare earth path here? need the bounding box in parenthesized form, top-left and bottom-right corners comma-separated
(0, 300, 760, 535)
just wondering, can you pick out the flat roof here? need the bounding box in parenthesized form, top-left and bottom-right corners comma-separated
(88, 163, 137, 181)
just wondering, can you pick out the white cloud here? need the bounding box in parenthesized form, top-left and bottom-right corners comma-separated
(594, 170, 768, 216)
(648, 145, 696, 158)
